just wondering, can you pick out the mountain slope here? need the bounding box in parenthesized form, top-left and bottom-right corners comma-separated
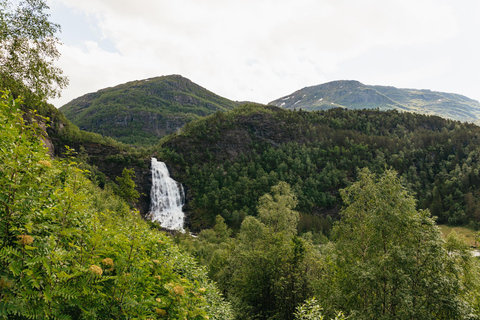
(19, 97, 153, 215)
(269, 80, 480, 123)
(60, 75, 239, 146)
(158, 103, 480, 231)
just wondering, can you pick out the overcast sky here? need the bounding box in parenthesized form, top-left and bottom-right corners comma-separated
(46, 0, 480, 108)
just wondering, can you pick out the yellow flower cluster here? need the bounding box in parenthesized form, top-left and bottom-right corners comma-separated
(38, 160, 52, 168)
(102, 258, 114, 267)
(89, 265, 103, 276)
(173, 285, 184, 296)
(18, 234, 34, 246)
(155, 308, 167, 316)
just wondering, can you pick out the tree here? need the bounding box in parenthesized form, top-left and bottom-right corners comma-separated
(114, 167, 140, 207)
(257, 181, 299, 235)
(177, 215, 234, 282)
(294, 298, 346, 320)
(0, 0, 68, 102)
(221, 182, 316, 320)
(324, 168, 474, 319)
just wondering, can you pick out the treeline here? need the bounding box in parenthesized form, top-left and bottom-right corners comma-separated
(161, 104, 480, 231)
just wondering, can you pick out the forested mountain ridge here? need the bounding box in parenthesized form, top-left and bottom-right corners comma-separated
(159, 103, 480, 231)
(59, 75, 239, 146)
(269, 80, 480, 123)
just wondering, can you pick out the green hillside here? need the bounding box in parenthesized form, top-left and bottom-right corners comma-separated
(59, 75, 238, 146)
(158, 104, 480, 232)
(269, 80, 480, 123)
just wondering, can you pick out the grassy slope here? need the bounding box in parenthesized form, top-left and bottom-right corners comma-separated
(439, 225, 479, 247)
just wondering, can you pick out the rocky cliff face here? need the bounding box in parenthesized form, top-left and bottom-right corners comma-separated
(79, 112, 186, 140)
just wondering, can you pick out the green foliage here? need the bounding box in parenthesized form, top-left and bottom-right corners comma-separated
(218, 183, 319, 320)
(257, 181, 299, 235)
(294, 298, 346, 320)
(0, 92, 232, 319)
(318, 168, 476, 319)
(162, 104, 480, 230)
(0, 0, 68, 103)
(444, 231, 480, 314)
(176, 171, 480, 320)
(176, 215, 234, 283)
(113, 167, 140, 207)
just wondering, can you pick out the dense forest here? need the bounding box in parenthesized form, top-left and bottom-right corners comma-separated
(175, 170, 480, 319)
(160, 103, 480, 232)
(2, 0, 480, 319)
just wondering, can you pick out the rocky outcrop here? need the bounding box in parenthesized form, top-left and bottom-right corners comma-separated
(79, 112, 187, 139)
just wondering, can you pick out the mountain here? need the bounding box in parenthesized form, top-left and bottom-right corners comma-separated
(269, 80, 480, 123)
(59, 75, 239, 146)
(159, 103, 480, 231)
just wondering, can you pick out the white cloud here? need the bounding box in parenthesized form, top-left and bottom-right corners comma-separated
(48, 0, 470, 108)
(366, 57, 453, 90)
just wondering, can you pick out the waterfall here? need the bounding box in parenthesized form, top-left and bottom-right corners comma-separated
(149, 158, 185, 231)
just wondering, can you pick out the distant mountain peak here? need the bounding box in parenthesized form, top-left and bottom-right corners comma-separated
(316, 79, 364, 88)
(270, 81, 480, 123)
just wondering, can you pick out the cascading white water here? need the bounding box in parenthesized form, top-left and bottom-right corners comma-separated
(149, 158, 185, 231)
